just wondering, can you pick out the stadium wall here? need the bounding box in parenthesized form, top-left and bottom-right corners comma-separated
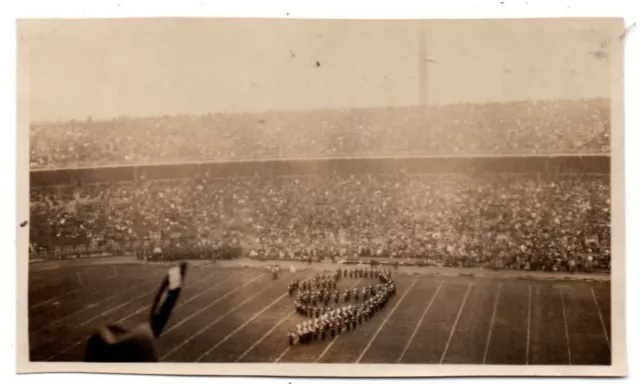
(30, 154, 610, 186)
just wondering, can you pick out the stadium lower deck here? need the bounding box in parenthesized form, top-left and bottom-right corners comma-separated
(28, 260, 611, 365)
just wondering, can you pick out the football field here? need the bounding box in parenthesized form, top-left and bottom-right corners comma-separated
(28, 261, 611, 365)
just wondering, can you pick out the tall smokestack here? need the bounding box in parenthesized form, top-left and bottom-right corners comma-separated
(418, 31, 427, 105)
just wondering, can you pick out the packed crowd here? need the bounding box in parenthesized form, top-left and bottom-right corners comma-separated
(29, 171, 611, 272)
(287, 268, 396, 345)
(30, 98, 610, 169)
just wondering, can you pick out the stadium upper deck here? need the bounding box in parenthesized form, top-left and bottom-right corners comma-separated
(30, 98, 611, 170)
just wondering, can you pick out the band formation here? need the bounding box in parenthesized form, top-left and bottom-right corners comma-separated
(286, 268, 396, 346)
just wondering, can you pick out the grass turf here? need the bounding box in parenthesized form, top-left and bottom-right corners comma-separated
(28, 261, 611, 365)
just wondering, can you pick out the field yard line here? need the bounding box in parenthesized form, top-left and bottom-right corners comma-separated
(31, 279, 157, 334)
(162, 274, 265, 336)
(559, 286, 573, 365)
(32, 272, 218, 335)
(78, 287, 152, 327)
(355, 279, 418, 363)
(482, 283, 502, 364)
(526, 285, 532, 365)
(316, 333, 341, 363)
(44, 282, 166, 360)
(45, 336, 84, 360)
(42, 270, 229, 361)
(312, 279, 364, 364)
(29, 268, 164, 311)
(114, 271, 237, 326)
(274, 346, 291, 363)
(235, 310, 296, 362)
(76, 272, 84, 287)
(30, 285, 86, 310)
(76, 269, 221, 329)
(196, 293, 289, 362)
(397, 280, 445, 363)
(30, 266, 139, 309)
(439, 282, 473, 364)
(590, 286, 611, 350)
(160, 279, 276, 361)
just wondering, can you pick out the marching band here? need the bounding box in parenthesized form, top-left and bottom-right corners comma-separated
(286, 268, 396, 346)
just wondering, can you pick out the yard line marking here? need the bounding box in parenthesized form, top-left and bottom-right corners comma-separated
(591, 286, 611, 350)
(29, 268, 165, 310)
(43, 339, 83, 361)
(274, 347, 291, 363)
(44, 284, 162, 361)
(312, 279, 363, 364)
(235, 310, 296, 362)
(30, 267, 131, 309)
(559, 286, 573, 365)
(197, 293, 289, 362)
(439, 282, 473, 364)
(42, 269, 232, 361)
(45, 282, 167, 360)
(43, 336, 82, 361)
(356, 279, 418, 363)
(114, 271, 236, 326)
(32, 272, 219, 335)
(30, 286, 85, 310)
(316, 333, 341, 363)
(397, 280, 445, 363)
(526, 285, 532, 365)
(77, 270, 222, 329)
(162, 274, 265, 336)
(79, 287, 151, 327)
(76, 272, 84, 287)
(31, 279, 166, 334)
(161, 279, 276, 361)
(482, 283, 502, 364)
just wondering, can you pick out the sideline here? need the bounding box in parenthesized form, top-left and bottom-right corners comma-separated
(29, 256, 611, 282)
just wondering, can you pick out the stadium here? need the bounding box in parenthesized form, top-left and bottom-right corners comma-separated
(28, 99, 612, 365)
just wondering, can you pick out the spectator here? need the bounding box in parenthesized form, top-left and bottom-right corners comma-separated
(30, 172, 611, 273)
(29, 99, 610, 169)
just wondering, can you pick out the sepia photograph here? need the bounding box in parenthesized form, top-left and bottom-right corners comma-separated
(16, 17, 626, 377)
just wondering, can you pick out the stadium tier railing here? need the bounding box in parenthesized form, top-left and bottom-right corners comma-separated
(30, 153, 610, 186)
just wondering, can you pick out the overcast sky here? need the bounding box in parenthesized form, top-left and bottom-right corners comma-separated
(20, 18, 620, 122)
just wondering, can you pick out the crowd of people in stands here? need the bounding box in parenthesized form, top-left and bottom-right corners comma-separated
(29, 99, 610, 169)
(28, 98, 611, 273)
(287, 268, 396, 345)
(29, 171, 611, 273)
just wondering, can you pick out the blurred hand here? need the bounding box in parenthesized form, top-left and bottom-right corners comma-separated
(84, 322, 158, 362)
